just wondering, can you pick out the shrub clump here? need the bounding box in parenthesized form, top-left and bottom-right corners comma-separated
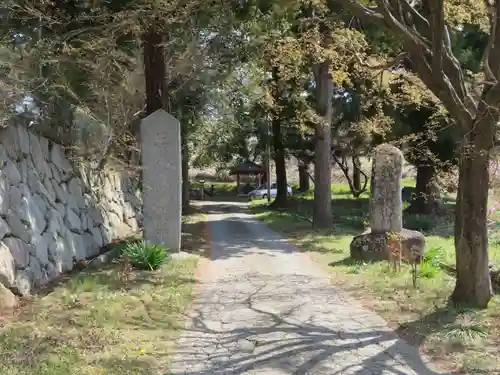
(122, 241, 168, 270)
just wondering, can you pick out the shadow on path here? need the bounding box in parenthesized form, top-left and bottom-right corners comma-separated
(168, 201, 449, 375)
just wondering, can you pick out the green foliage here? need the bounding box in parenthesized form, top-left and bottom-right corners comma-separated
(122, 241, 168, 270)
(443, 313, 489, 341)
(419, 262, 440, 279)
(423, 246, 446, 268)
(416, 246, 446, 279)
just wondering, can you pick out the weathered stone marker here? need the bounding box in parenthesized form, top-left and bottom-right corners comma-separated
(369, 144, 403, 233)
(141, 109, 181, 251)
(350, 144, 425, 262)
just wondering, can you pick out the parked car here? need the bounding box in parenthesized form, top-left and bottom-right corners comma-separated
(248, 183, 293, 200)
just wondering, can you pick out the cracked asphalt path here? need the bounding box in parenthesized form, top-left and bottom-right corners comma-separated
(169, 201, 448, 375)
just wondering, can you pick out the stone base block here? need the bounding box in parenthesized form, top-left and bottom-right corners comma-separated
(350, 228, 425, 262)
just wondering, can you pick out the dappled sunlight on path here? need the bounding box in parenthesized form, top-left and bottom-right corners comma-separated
(169, 201, 449, 375)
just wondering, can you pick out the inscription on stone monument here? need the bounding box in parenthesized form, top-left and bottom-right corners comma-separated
(140, 109, 181, 251)
(369, 144, 403, 233)
(350, 143, 425, 262)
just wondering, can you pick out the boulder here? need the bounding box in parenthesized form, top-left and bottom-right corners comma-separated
(0, 282, 17, 309)
(26, 256, 44, 287)
(0, 217, 11, 240)
(0, 145, 8, 166)
(1, 126, 22, 161)
(62, 228, 86, 260)
(0, 173, 9, 215)
(8, 185, 22, 211)
(350, 228, 425, 262)
(50, 144, 73, 181)
(50, 164, 62, 183)
(68, 177, 85, 208)
(29, 133, 51, 178)
(90, 225, 103, 248)
(19, 196, 47, 235)
(38, 178, 56, 205)
(6, 210, 30, 243)
(18, 158, 28, 184)
(39, 137, 50, 161)
(84, 232, 101, 257)
(0, 241, 15, 286)
(52, 181, 68, 204)
(48, 235, 73, 273)
(17, 125, 30, 156)
(4, 160, 22, 186)
(4, 237, 33, 269)
(33, 233, 50, 266)
(14, 270, 31, 296)
(65, 207, 82, 233)
(18, 183, 31, 199)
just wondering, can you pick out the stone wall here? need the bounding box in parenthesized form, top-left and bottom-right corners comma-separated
(0, 125, 142, 298)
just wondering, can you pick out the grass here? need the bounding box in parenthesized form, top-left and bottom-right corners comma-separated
(0, 258, 197, 375)
(251, 182, 500, 374)
(0, 211, 206, 375)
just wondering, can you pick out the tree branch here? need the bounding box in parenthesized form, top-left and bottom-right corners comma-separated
(333, 0, 385, 24)
(376, 0, 430, 48)
(340, 0, 474, 128)
(428, 1, 445, 76)
(488, 1, 500, 79)
(355, 52, 408, 71)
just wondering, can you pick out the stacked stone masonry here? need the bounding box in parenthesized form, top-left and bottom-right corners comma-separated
(0, 125, 142, 297)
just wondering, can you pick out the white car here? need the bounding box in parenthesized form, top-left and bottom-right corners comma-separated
(248, 183, 293, 200)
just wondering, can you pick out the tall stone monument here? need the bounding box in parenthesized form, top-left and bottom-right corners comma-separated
(350, 144, 425, 262)
(369, 144, 404, 233)
(140, 109, 181, 251)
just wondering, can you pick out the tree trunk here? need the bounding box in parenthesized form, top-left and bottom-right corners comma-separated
(181, 121, 190, 214)
(352, 156, 361, 193)
(313, 62, 332, 228)
(143, 25, 165, 115)
(268, 66, 288, 208)
(271, 115, 288, 207)
(298, 161, 310, 192)
(408, 164, 441, 215)
(452, 141, 493, 308)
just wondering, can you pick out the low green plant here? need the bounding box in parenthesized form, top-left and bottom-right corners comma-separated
(443, 313, 489, 341)
(419, 261, 440, 279)
(122, 241, 168, 270)
(423, 246, 445, 268)
(416, 246, 445, 279)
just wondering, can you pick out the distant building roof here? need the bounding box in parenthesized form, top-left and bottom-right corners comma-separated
(229, 160, 265, 175)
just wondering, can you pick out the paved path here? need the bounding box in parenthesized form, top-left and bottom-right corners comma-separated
(169, 202, 448, 375)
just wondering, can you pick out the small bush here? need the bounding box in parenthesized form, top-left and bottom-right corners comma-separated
(417, 246, 445, 279)
(419, 262, 440, 278)
(423, 246, 445, 268)
(404, 214, 436, 232)
(122, 241, 168, 270)
(443, 313, 488, 341)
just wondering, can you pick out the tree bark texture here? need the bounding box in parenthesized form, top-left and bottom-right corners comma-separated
(408, 164, 440, 215)
(298, 161, 310, 192)
(143, 25, 166, 115)
(271, 115, 288, 207)
(270, 67, 288, 208)
(452, 134, 493, 308)
(181, 121, 190, 213)
(352, 156, 361, 193)
(313, 61, 333, 229)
